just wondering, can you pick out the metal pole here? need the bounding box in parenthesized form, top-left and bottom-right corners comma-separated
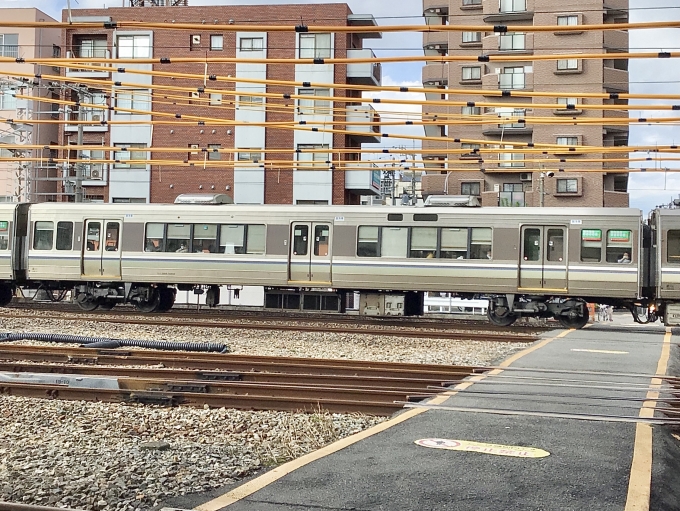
(391, 168, 395, 205)
(74, 88, 85, 203)
(539, 172, 545, 207)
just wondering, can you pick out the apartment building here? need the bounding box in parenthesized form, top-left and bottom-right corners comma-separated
(0, 8, 60, 202)
(59, 2, 382, 204)
(420, 0, 630, 207)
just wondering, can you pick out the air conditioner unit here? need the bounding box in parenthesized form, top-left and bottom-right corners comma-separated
(90, 169, 102, 180)
(519, 172, 532, 181)
(191, 35, 201, 45)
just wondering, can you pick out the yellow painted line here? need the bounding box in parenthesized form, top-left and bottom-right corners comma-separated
(624, 328, 672, 511)
(194, 329, 571, 511)
(415, 438, 550, 458)
(571, 349, 629, 354)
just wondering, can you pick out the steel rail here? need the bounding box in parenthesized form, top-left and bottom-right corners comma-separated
(0, 361, 450, 392)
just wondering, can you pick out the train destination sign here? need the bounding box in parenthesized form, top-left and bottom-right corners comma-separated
(415, 438, 550, 458)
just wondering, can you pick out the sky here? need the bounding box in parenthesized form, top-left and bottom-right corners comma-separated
(6, 0, 680, 212)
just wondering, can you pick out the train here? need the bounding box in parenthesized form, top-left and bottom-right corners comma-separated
(1, 198, 679, 329)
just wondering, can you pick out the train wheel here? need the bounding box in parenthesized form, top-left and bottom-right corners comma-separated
(487, 307, 517, 327)
(99, 300, 116, 310)
(76, 293, 99, 311)
(157, 287, 176, 312)
(0, 284, 13, 307)
(558, 311, 589, 329)
(135, 288, 161, 313)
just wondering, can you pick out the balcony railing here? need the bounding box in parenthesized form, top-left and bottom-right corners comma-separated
(65, 49, 111, 76)
(499, 191, 525, 207)
(347, 49, 381, 86)
(65, 108, 108, 132)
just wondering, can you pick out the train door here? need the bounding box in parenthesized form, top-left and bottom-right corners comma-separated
(288, 222, 332, 284)
(81, 220, 122, 279)
(519, 226, 567, 292)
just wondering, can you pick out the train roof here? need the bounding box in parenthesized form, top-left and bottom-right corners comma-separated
(25, 203, 642, 218)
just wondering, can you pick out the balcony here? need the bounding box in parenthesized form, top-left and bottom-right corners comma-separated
(604, 30, 629, 52)
(603, 66, 629, 92)
(347, 49, 381, 86)
(65, 49, 111, 78)
(603, 109, 629, 134)
(423, 1, 449, 21)
(345, 162, 381, 195)
(64, 108, 109, 132)
(421, 138, 450, 160)
(346, 105, 380, 143)
(422, 62, 449, 88)
(486, 33, 534, 56)
(604, 190, 629, 207)
(423, 31, 449, 56)
(484, 71, 533, 92)
(347, 14, 381, 40)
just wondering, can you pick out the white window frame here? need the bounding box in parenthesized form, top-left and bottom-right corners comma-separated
(462, 32, 481, 43)
(557, 136, 579, 146)
(557, 178, 578, 193)
(76, 38, 107, 58)
(116, 34, 151, 59)
(0, 85, 16, 110)
(210, 34, 224, 51)
(499, 67, 525, 89)
(115, 89, 150, 114)
(461, 106, 481, 116)
(299, 33, 332, 59)
(113, 143, 148, 169)
(237, 95, 264, 110)
(557, 58, 579, 71)
(210, 93, 223, 106)
(557, 97, 579, 109)
(0, 34, 19, 58)
(499, 146, 525, 168)
(557, 15, 578, 26)
(500, 0, 527, 13)
(499, 33, 525, 51)
(298, 88, 331, 115)
(296, 144, 330, 170)
(237, 149, 263, 162)
(239, 37, 264, 51)
(462, 66, 481, 81)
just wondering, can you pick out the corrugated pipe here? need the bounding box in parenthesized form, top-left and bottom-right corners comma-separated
(0, 332, 229, 353)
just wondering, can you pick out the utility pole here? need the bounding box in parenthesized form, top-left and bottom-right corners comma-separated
(74, 88, 85, 203)
(539, 172, 545, 207)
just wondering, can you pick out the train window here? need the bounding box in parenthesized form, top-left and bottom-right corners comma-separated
(314, 225, 330, 256)
(667, 230, 680, 263)
(580, 229, 602, 262)
(0, 220, 8, 250)
(86, 222, 100, 251)
(606, 230, 632, 263)
(33, 221, 54, 250)
(357, 226, 379, 257)
(381, 227, 408, 258)
(470, 228, 492, 259)
(523, 228, 541, 261)
(220, 225, 245, 254)
(56, 222, 74, 251)
(410, 227, 437, 258)
(414, 214, 438, 222)
(440, 228, 467, 259)
(145, 223, 165, 252)
(546, 229, 564, 262)
(192, 224, 218, 253)
(105, 222, 119, 252)
(387, 214, 403, 222)
(292, 225, 309, 256)
(166, 224, 191, 253)
(245, 225, 266, 254)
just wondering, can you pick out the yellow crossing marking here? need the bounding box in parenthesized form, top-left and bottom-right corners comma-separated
(415, 438, 550, 458)
(624, 329, 672, 511)
(571, 348, 629, 354)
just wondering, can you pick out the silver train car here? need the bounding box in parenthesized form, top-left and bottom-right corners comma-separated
(0, 202, 674, 328)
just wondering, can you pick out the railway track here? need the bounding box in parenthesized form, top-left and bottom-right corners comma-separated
(2, 303, 543, 342)
(0, 345, 478, 416)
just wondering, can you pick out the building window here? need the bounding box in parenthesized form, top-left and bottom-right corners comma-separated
(74, 37, 107, 58)
(556, 178, 578, 193)
(81, 149, 106, 180)
(209, 93, 222, 106)
(297, 144, 329, 169)
(606, 230, 632, 263)
(462, 66, 481, 81)
(0, 34, 19, 58)
(237, 150, 263, 162)
(33, 221, 54, 250)
(237, 95, 264, 110)
(188, 144, 200, 160)
(581, 229, 602, 262)
(298, 88, 331, 115)
(500, 0, 526, 13)
(557, 59, 579, 71)
(113, 143, 147, 169)
(115, 89, 150, 113)
(557, 97, 579, 109)
(210, 34, 223, 50)
(499, 33, 525, 51)
(461, 106, 481, 116)
(208, 144, 221, 161)
(461, 182, 480, 196)
(112, 198, 146, 203)
(557, 136, 579, 146)
(500, 184, 525, 207)
(461, 143, 480, 156)
(0, 86, 16, 110)
(463, 0, 481, 4)
(496, 107, 525, 128)
(499, 149, 524, 167)
(557, 15, 578, 26)
(462, 32, 481, 43)
(239, 37, 264, 51)
(667, 230, 680, 263)
(117, 34, 151, 59)
(76, 91, 107, 122)
(299, 33, 332, 59)
(499, 67, 525, 89)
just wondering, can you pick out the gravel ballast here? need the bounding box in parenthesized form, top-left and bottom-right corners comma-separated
(0, 312, 534, 510)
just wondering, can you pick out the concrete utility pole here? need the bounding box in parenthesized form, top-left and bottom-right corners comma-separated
(74, 88, 85, 203)
(539, 172, 545, 207)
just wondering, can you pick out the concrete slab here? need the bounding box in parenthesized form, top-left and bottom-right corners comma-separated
(174, 322, 677, 511)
